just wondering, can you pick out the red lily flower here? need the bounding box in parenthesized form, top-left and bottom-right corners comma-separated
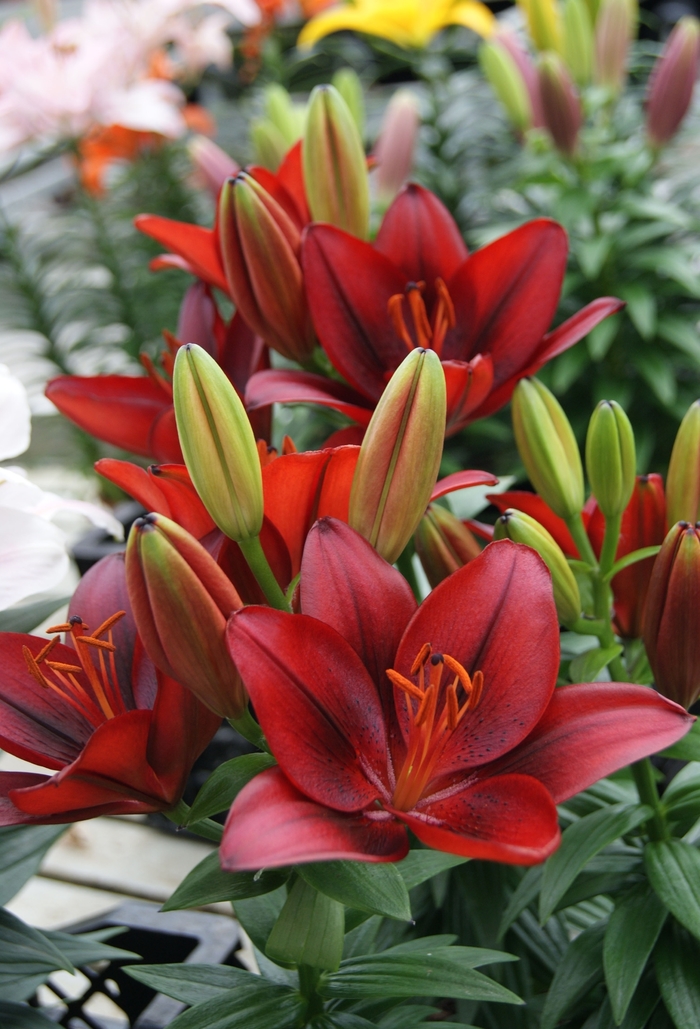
(489, 474, 667, 637)
(244, 184, 624, 435)
(221, 523, 690, 869)
(0, 554, 220, 825)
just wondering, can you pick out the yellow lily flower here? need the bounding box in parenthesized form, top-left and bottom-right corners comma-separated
(297, 0, 497, 51)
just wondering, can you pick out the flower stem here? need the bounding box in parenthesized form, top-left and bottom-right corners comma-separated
(238, 535, 291, 611)
(631, 757, 669, 842)
(165, 799, 223, 843)
(566, 513, 598, 568)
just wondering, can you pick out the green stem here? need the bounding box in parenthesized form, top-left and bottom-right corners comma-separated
(165, 800, 223, 843)
(599, 513, 622, 580)
(229, 707, 270, 753)
(238, 534, 291, 611)
(566, 513, 598, 568)
(570, 617, 608, 639)
(631, 758, 669, 842)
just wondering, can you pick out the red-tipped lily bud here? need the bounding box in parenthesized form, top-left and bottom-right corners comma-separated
(643, 521, 700, 709)
(496, 29, 546, 126)
(173, 343, 263, 543)
(666, 399, 700, 526)
(585, 400, 636, 519)
(349, 348, 446, 563)
(647, 17, 700, 148)
(176, 281, 221, 354)
(303, 84, 370, 240)
(126, 513, 245, 718)
(512, 377, 584, 521)
(594, 0, 633, 92)
(219, 172, 315, 363)
(494, 509, 581, 627)
(538, 52, 583, 157)
(479, 40, 533, 132)
(414, 503, 481, 588)
(188, 135, 239, 198)
(373, 89, 421, 204)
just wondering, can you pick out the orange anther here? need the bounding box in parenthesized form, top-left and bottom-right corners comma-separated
(410, 642, 432, 675)
(406, 287, 433, 349)
(46, 622, 72, 635)
(388, 294, 415, 353)
(414, 684, 435, 727)
(386, 667, 424, 701)
(442, 653, 473, 695)
(92, 611, 126, 639)
(446, 681, 459, 730)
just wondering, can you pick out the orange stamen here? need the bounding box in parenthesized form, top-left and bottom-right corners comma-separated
(406, 284, 432, 349)
(388, 294, 415, 353)
(431, 278, 456, 358)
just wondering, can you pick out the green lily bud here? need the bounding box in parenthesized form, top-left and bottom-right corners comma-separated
(512, 377, 584, 521)
(349, 348, 446, 564)
(250, 119, 288, 172)
(331, 68, 365, 138)
(666, 399, 700, 526)
(303, 84, 370, 240)
(126, 513, 245, 718)
(585, 400, 636, 519)
(173, 343, 263, 543)
(494, 509, 581, 626)
(479, 41, 533, 131)
(264, 84, 305, 147)
(563, 0, 593, 85)
(414, 503, 482, 588)
(526, 0, 562, 52)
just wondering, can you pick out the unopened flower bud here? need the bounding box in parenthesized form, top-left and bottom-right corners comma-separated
(265, 84, 305, 147)
(219, 172, 315, 363)
(562, 0, 593, 85)
(594, 0, 633, 92)
(374, 89, 421, 204)
(643, 521, 700, 709)
(250, 120, 288, 173)
(349, 348, 446, 563)
(494, 509, 581, 626)
(188, 135, 239, 198)
(585, 400, 636, 519)
(414, 503, 481, 588)
(303, 84, 370, 240)
(512, 377, 584, 521)
(538, 52, 582, 157)
(525, 0, 562, 52)
(176, 281, 220, 354)
(332, 68, 365, 138)
(646, 16, 700, 148)
(126, 513, 245, 717)
(173, 343, 263, 542)
(666, 399, 700, 526)
(479, 41, 533, 132)
(496, 29, 546, 126)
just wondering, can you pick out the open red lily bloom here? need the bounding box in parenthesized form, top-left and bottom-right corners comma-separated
(488, 474, 667, 637)
(0, 555, 220, 825)
(221, 522, 690, 869)
(244, 184, 624, 435)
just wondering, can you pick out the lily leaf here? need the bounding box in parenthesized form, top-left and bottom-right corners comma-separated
(162, 852, 288, 911)
(299, 860, 411, 921)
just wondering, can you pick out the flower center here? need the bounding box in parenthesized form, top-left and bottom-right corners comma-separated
(387, 643, 483, 812)
(23, 611, 128, 727)
(387, 279, 456, 359)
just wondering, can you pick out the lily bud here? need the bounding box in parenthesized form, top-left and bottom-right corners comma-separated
(374, 89, 421, 204)
(646, 16, 700, 149)
(303, 84, 370, 240)
(538, 52, 582, 157)
(585, 400, 636, 519)
(496, 29, 546, 127)
(332, 68, 365, 138)
(250, 120, 288, 173)
(176, 281, 220, 354)
(594, 0, 633, 92)
(562, 0, 593, 85)
(643, 521, 700, 709)
(494, 509, 581, 626)
(126, 513, 245, 718)
(349, 348, 446, 564)
(414, 503, 481, 588)
(479, 41, 533, 132)
(524, 0, 562, 52)
(188, 135, 239, 198)
(264, 84, 305, 148)
(512, 377, 584, 521)
(219, 172, 315, 363)
(173, 343, 263, 542)
(666, 399, 700, 526)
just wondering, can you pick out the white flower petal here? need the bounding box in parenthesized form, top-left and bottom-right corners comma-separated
(0, 507, 69, 610)
(0, 365, 31, 461)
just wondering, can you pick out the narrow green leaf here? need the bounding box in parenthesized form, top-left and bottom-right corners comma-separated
(661, 762, 700, 832)
(621, 285, 656, 340)
(660, 720, 700, 761)
(593, 976, 659, 1029)
(654, 921, 700, 1029)
(395, 850, 467, 890)
(342, 915, 382, 959)
(0, 596, 70, 634)
(187, 754, 276, 823)
(166, 986, 303, 1029)
(42, 927, 138, 965)
(646, 840, 700, 941)
(266, 877, 344, 971)
(603, 883, 667, 1023)
(376, 1003, 442, 1027)
(162, 852, 288, 911)
(299, 861, 411, 921)
(0, 1001, 59, 1029)
(233, 886, 287, 951)
(0, 909, 74, 1002)
(0, 825, 66, 906)
(540, 919, 607, 1029)
(497, 866, 543, 941)
(569, 645, 623, 684)
(125, 963, 270, 1006)
(602, 546, 662, 584)
(540, 805, 650, 922)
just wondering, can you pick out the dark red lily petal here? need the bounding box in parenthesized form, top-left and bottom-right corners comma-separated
(302, 225, 409, 400)
(148, 407, 183, 464)
(443, 355, 494, 434)
(487, 491, 579, 557)
(218, 313, 264, 396)
(533, 297, 625, 366)
(316, 446, 361, 522)
(374, 184, 468, 312)
(394, 540, 559, 775)
(445, 220, 567, 376)
(96, 459, 168, 518)
(0, 634, 95, 769)
(245, 369, 374, 426)
(147, 671, 220, 796)
(220, 767, 408, 871)
(276, 141, 310, 226)
(46, 376, 173, 460)
(227, 608, 388, 811)
(396, 772, 560, 865)
(487, 683, 694, 804)
(301, 519, 416, 692)
(0, 773, 52, 826)
(431, 469, 498, 503)
(135, 215, 228, 294)
(322, 424, 366, 447)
